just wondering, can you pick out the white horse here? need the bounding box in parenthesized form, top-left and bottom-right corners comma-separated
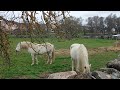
(15, 41, 55, 65)
(70, 43, 91, 73)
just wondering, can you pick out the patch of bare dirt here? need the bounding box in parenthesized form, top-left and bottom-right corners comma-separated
(55, 46, 120, 57)
(113, 41, 120, 47)
(55, 49, 70, 57)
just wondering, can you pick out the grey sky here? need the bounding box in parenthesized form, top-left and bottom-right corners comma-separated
(70, 11, 120, 18)
(1, 11, 120, 24)
(70, 11, 120, 24)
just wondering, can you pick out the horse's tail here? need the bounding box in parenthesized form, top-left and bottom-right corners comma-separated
(52, 47, 55, 62)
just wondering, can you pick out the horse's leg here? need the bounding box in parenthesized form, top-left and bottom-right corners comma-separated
(31, 54, 35, 66)
(50, 59, 52, 64)
(35, 55, 38, 65)
(46, 56, 50, 64)
(49, 52, 53, 64)
(46, 52, 50, 64)
(71, 58, 74, 71)
(74, 60, 77, 71)
(76, 59, 80, 72)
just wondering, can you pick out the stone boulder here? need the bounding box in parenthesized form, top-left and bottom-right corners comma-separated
(91, 71, 112, 79)
(68, 72, 93, 79)
(106, 58, 120, 71)
(91, 68, 120, 79)
(48, 71, 77, 79)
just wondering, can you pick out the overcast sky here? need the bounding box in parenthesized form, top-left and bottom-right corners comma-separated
(1, 11, 120, 25)
(70, 11, 120, 18)
(70, 11, 120, 24)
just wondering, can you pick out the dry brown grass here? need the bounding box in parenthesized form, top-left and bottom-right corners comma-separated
(55, 46, 120, 57)
(113, 41, 120, 47)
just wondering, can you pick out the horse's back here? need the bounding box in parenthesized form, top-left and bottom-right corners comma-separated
(79, 44, 88, 63)
(70, 43, 80, 49)
(79, 44, 88, 57)
(70, 44, 88, 60)
(41, 42, 54, 48)
(70, 44, 81, 60)
(28, 42, 54, 54)
(46, 42, 54, 47)
(79, 44, 90, 72)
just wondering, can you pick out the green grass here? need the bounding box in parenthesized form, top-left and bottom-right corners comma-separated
(0, 37, 119, 79)
(89, 51, 119, 71)
(9, 37, 116, 49)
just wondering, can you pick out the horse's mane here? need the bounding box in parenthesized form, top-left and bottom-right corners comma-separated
(18, 41, 33, 49)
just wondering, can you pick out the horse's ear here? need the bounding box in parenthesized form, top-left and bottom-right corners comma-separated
(89, 64, 91, 67)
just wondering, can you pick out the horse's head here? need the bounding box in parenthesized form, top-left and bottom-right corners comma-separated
(15, 41, 31, 53)
(84, 64, 91, 73)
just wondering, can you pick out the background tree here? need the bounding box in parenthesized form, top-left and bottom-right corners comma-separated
(86, 17, 94, 37)
(0, 20, 10, 67)
(99, 17, 105, 35)
(57, 16, 83, 39)
(115, 17, 120, 34)
(104, 14, 117, 38)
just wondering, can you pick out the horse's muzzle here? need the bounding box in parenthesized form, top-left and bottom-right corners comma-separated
(16, 50, 19, 55)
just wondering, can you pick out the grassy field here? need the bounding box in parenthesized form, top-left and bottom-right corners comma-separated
(0, 37, 119, 79)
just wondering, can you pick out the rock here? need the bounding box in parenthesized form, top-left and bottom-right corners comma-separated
(106, 58, 120, 71)
(48, 71, 77, 79)
(47, 58, 120, 79)
(91, 69, 120, 79)
(100, 68, 120, 74)
(91, 71, 112, 79)
(68, 72, 93, 79)
(99, 68, 120, 79)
